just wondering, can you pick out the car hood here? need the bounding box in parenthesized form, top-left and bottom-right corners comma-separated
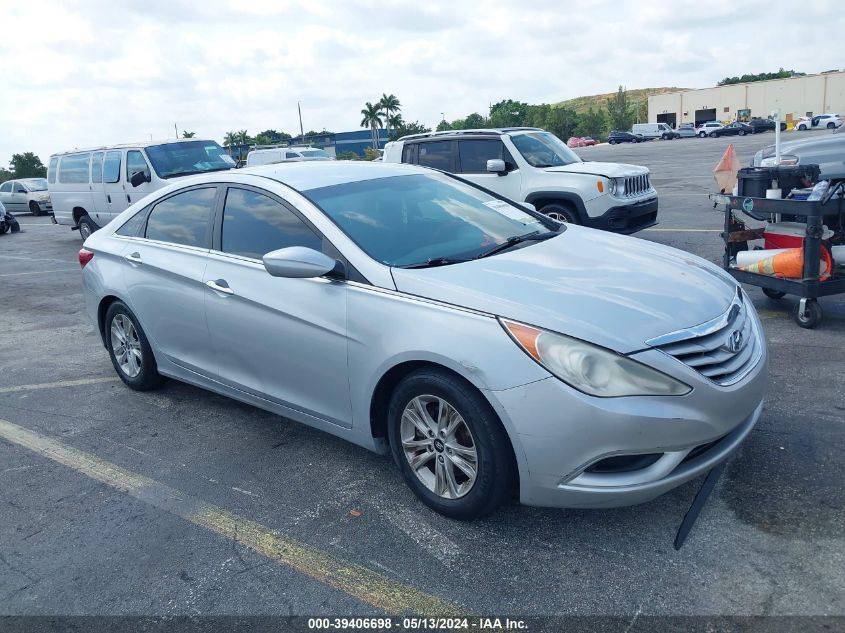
(390, 226, 737, 354)
(543, 161, 648, 178)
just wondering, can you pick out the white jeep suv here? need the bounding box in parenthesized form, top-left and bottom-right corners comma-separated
(696, 122, 725, 137)
(383, 128, 658, 234)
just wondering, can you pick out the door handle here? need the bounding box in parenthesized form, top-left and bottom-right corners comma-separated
(124, 252, 142, 264)
(205, 279, 234, 295)
(107, 194, 112, 204)
(126, 194, 131, 203)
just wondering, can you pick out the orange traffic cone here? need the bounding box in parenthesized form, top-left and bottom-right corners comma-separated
(714, 144, 741, 193)
(738, 247, 832, 280)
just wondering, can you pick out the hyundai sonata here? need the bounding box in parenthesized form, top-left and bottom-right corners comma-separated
(80, 162, 767, 518)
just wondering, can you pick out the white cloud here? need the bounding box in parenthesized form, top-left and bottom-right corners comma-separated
(0, 0, 843, 165)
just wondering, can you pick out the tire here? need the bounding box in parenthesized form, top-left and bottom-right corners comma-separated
(105, 301, 165, 391)
(709, 132, 717, 138)
(0, 222, 9, 234)
(77, 214, 96, 241)
(762, 287, 786, 300)
(699, 132, 706, 138)
(539, 203, 579, 224)
(738, 130, 746, 136)
(780, 123, 787, 132)
(798, 124, 807, 131)
(794, 300, 823, 329)
(609, 139, 617, 145)
(827, 122, 836, 129)
(387, 368, 516, 519)
(29, 201, 43, 216)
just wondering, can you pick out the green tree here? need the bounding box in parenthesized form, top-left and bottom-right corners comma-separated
(606, 86, 633, 131)
(488, 99, 530, 128)
(575, 107, 607, 138)
(463, 112, 487, 128)
(360, 102, 383, 149)
(544, 107, 579, 140)
(10, 152, 47, 178)
(0, 168, 12, 183)
(254, 129, 292, 145)
(718, 68, 805, 86)
(435, 120, 451, 132)
(223, 131, 238, 147)
(336, 151, 359, 160)
(379, 93, 401, 139)
(236, 129, 252, 146)
(181, 131, 196, 138)
(388, 119, 431, 141)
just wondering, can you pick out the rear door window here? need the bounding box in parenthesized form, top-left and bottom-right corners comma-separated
(103, 151, 122, 184)
(145, 187, 216, 248)
(48, 157, 58, 184)
(91, 152, 104, 183)
(417, 141, 453, 171)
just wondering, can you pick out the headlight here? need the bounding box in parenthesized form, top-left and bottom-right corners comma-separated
(501, 319, 691, 397)
(608, 178, 618, 195)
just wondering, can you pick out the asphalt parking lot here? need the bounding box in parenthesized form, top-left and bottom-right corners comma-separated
(1, 131, 843, 622)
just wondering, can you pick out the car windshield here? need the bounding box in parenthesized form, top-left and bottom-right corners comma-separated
(145, 140, 236, 179)
(299, 149, 330, 159)
(510, 131, 581, 168)
(304, 172, 548, 267)
(23, 178, 48, 191)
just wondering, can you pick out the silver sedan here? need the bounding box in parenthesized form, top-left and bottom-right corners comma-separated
(79, 162, 767, 519)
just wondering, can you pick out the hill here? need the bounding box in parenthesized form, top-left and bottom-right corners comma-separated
(553, 87, 689, 113)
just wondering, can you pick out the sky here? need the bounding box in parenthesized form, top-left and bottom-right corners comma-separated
(2, 0, 844, 166)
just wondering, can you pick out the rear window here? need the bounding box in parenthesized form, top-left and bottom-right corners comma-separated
(58, 153, 90, 184)
(48, 157, 58, 184)
(145, 187, 216, 248)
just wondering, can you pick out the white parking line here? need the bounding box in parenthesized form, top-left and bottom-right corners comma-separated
(643, 228, 722, 233)
(0, 377, 119, 394)
(0, 268, 79, 277)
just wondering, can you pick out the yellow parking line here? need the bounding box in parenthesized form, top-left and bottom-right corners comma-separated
(0, 377, 121, 394)
(0, 418, 457, 615)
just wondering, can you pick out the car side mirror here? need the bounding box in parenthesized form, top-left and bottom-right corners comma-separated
(130, 170, 151, 187)
(486, 159, 506, 175)
(263, 246, 343, 279)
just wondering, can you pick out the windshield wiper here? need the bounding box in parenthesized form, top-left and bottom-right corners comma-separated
(474, 231, 558, 259)
(398, 257, 470, 269)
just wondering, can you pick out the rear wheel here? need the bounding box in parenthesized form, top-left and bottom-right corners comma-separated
(699, 132, 707, 138)
(609, 139, 617, 145)
(827, 122, 836, 129)
(29, 201, 43, 216)
(540, 203, 579, 224)
(738, 129, 746, 136)
(77, 215, 96, 241)
(387, 369, 516, 519)
(105, 301, 164, 391)
(709, 132, 717, 138)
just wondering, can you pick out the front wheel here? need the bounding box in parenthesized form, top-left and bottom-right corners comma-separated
(828, 122, 836, 129)
(738, 130, 746, 136)
(540, 203, 579, 224)
(387, 369, 516, 519)
(105, 301, 164, 390)
(699, 132, 706, 138)
(29, 201, 43, 216)
(798, 124, 807, 131)
(609, 139, 617, 145)
(709, 132, 717, 138)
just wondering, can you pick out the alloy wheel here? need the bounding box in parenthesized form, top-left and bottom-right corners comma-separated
(110, 314, 143, 378)
(400, 395, 478, 500)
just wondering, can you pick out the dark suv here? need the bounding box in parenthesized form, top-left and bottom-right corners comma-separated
(748, 118, 787, 133)
(607, 131, 643, 144)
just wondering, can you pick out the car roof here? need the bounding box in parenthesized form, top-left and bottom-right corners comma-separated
(396, 127, 543, 142)
(241, 160, 429, 191)
(51, 138, 219, 157)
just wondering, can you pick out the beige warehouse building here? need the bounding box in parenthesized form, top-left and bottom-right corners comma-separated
(648, 71, 845, 128)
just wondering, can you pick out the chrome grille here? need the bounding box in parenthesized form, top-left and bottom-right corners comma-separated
(624, 174, 651, 197)
(646, 289, 761, 386)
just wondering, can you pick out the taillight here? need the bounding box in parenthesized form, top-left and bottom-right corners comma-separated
(79, 248, 94, 268)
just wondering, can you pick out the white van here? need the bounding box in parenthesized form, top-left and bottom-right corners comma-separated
(48, 139, 235, 239)
(631, 123, 672, 140)
(245, 146, 332, 167)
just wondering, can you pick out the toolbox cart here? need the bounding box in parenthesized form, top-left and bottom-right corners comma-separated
(712, 184, 845, 329)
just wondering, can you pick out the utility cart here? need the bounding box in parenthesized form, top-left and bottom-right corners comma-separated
(712, 186, 845, 329)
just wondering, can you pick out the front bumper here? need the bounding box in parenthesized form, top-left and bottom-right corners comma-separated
(583, 196, 658, 234)
(486, 344, 767, 509)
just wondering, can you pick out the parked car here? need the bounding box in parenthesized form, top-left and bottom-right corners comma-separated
(0, 177, 52, 216)
(384, 127, 657, 233)
(753, 132, 845, 181)
(246, 146, 333, 167)
(696, 122, 725, 137)
(712, 122, 753, 137)
(796, 114, 842, 131)
(632, 123, 673, 140)
(607, 130, 643, 144)
(678, 122, 695, 129)
(748, 118, 787, 133)
(48, 139, 236, 240)
(581, 137, 598, 146)
(662, 127, 696, 140)
(80, 161, 767, 519)
(567, 137, 588, 148)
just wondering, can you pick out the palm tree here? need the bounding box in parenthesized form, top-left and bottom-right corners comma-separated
(360, 102, 383, 149)
(379, 93, 401, 141)
(237, 129, 250, 146)
(181, 131, 196, 138)
(223, 131, 237, 147)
